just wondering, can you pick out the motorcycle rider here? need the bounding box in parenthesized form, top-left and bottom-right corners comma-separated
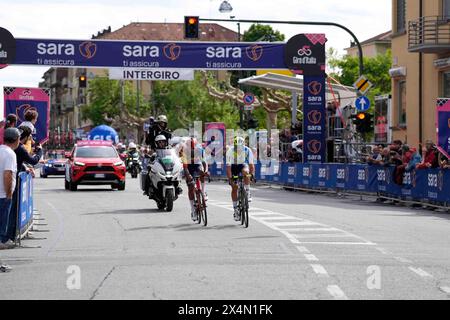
(145, 115, 172, 151)
(226, 136, 255, 221)
(126, 142, 140, 170)
(182, 137, 208, 221)
(146, 135, 183, 198)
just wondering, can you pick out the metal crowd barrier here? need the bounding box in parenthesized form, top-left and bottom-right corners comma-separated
(209, 161, 450, 209)
(15, 171, 35, 244)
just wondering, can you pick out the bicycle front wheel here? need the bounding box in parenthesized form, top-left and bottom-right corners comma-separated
(199, 192, 207, 227)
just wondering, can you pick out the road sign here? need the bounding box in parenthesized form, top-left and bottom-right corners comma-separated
(355, 96, 371, 112)
(243, 93, 255, 106)
(244, 105, 254, 111)
(353, 75, 373, 95)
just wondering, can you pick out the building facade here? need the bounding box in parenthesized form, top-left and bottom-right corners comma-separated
(391, 0, 450, 146)
(346, 31, 391, 58)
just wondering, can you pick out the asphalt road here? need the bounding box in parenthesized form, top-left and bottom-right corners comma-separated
(1, 173, 450, 300)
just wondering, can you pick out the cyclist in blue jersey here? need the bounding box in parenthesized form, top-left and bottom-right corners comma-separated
(226, 136, 255, 221)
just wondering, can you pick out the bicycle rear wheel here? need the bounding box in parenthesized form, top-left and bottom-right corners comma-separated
(195, 190, 202, 225)
(199, 192, 208, 227)
(240, 188, 246, 226)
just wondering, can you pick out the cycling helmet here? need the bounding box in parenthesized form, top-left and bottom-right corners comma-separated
(234, 136, 245, 146)
(128, 142, 137, 149)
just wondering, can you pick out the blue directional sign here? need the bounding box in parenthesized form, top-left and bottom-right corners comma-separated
(355, 96, 370, 112)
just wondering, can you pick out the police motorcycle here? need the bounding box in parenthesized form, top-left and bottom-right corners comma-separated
(126, 142, 142, 179)
(141, 135, 183, 212)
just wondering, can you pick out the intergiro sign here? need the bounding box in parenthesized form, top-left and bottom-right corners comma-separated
(7, 37, 286, 70)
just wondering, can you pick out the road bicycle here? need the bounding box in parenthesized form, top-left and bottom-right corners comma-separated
(192, 175, 207, 227)
(232, 174, 253, 229)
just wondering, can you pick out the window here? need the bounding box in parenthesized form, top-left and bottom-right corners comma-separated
(396, 0, 406, 33)
(398, 81, 407, 126)
(444, 0, 450, 17)
(443, 72, 450, 97)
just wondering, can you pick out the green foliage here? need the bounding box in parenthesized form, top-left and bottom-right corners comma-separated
(328, 49, 392, 103)
(242, 24, 285, 42)
(82, 76, 152, 126)
(152, 72, 238, 130)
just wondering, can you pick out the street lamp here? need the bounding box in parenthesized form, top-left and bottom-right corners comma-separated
(219, 1, 233, 13)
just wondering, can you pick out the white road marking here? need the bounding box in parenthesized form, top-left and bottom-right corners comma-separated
(259, 216, 299, 221)
(271, 221, 322, 227)
(208, 202, 376, 246)
(310, 264, 329, 277)
(293, 234, 359, 239)
(292, 242, 377, 246)
(296, 246, 310, 253)
(439, 287, 450, 294)
(394, 257, 413, 264)
(408, 267, 434, 278)
(327, 285, 348, 300)
(304, 254, 319, 262)
(375, 247, 390, 255)
(287, 228, 340, 232)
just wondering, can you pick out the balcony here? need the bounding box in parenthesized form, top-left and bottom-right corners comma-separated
(409, 16, 450, 53)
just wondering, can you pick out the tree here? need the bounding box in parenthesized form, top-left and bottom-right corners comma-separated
(242, 24, 285, 42)
(328, 49, 392, 102)
(152, 71, 237, 129)
(82, 74, 151, 139)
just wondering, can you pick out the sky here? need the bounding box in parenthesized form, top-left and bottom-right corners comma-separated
(0, 0, 391, 118)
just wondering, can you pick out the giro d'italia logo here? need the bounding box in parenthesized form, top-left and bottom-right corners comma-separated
(163, 43, 181, 61)
(246, 44, 263, 61)
(79, 41, 97, 59)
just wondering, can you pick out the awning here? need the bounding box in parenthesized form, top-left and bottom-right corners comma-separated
(238, 73, 357, 98)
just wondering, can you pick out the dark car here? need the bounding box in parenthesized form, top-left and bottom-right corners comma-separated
(65, 140, 126, 191)
(40, 150, 66, 178)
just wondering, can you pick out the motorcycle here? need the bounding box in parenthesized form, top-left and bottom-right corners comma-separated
(126, 153, 142, 179)
(143, 148, 183, 212)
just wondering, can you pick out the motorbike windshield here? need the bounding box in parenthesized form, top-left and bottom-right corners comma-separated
(156, 149, 176, 171)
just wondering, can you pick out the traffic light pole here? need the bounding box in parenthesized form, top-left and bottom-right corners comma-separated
(199, 18, 364, 76)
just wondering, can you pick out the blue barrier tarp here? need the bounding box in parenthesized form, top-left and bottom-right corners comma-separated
(210, 162, 450, 205)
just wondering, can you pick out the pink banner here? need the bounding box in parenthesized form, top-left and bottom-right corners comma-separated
(436, 98, 450, 159)
(3, 87, 51, 144)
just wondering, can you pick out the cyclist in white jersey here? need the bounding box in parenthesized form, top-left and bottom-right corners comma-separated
(226, 136, 255, 221)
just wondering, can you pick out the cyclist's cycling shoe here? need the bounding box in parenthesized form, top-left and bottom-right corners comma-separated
(0, 264, 12, 273)
(191, 210, 198, 222)
(233, 208, 241, 221)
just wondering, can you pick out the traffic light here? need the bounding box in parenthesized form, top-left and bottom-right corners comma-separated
(79, 75, 87, 88)
(247, 118, 259, 130)
(184, 16, 199, 39)
(351, 112, 373, 134)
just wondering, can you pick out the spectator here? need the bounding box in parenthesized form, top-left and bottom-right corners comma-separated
(5, 127, 43, 242)
(405, 147, 422, 172)
(416, 140, 439, 169)
(0, 114, 18, 145)
(367, 146, 383, 165)
(19, 109, 39, 154)
(438, 151, 450, 169)
(0, 128, 21, 254)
